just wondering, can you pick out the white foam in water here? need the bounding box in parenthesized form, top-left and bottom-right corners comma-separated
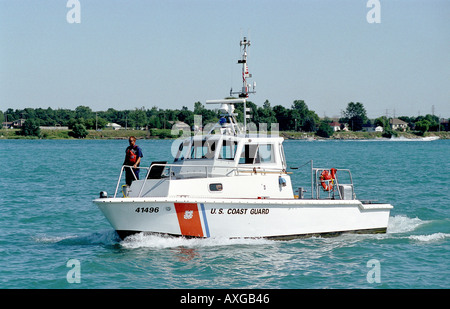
(80, 230, 121, 245)
(34, 216, 441, 248)
(387, 216, 450, 243)
(33, 230, 120, 246)
(33, 235, 78, 243)
(112, 215, 431, 249)
(387, 215, 426, 234)
(408, 233, 450, 242)
(120, 233, 273, 249)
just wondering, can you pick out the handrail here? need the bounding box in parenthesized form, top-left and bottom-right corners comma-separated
(115, 163, 288, 198)
(312, 167, 355, 200)
(114, 165, 150, 198)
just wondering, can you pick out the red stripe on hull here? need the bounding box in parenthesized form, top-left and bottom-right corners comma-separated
(174, 203, 203, 237)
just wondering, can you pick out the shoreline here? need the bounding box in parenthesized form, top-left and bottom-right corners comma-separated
(1, 128, 449, 140)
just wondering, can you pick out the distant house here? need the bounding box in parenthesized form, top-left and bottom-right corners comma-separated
(329, 121, 341, 132)
(440, 118, 449, 131)
(13, 119, 26, 128)
(2, 119, 25, 129)
(362, 124, 383, 132)
(106, 123, 122, 130)
(169, 121, 190, 132)
(329, 121, 349, 132)
(2, 122, 13, 129)
(390, 118, 408, 131)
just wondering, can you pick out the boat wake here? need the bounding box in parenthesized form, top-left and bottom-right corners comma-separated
(117, 215, 439, 247)
(408, 233, 450, 242)
(120, 232, 274, 249)
(387, 215, 450, 243)
(33, 216, 447, 249)
(33, 230, 120, 246)
(32, 229, 273, 248)
(387, 215, 426, 234)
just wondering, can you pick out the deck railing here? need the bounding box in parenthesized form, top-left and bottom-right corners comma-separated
(113, 162, 355, 200)
(114, 163, 288, 198)
(312, 167, 355, 200)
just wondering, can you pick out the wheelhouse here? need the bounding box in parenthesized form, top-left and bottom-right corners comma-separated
(173, 134, 286, 173)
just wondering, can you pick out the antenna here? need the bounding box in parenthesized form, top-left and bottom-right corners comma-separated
(230, 36, 256, 99)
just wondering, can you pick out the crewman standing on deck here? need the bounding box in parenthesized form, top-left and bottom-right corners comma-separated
(123, 136, 143, 186)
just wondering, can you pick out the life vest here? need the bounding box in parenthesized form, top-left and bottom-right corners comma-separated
(320, 168, 337, 191)
(126, 147, 138, 164)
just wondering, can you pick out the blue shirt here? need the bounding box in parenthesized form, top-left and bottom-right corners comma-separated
(125, 145, 143, 166)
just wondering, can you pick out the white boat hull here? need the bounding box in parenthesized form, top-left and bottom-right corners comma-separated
(94, 197, 392, 239)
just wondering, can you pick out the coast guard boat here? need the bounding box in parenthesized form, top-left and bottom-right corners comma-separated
(93, 38, 393, 240)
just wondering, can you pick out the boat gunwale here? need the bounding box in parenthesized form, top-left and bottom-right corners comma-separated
(93, 196, 394, 209)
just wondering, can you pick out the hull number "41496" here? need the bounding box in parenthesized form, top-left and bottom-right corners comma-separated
(135, 207, 159, 213)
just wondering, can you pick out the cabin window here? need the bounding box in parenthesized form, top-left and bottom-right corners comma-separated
(189, 139, 217, 159)
(256, 144, 274, 163)
(209, 183, 223, 192)
(239, 144, 258, 164)
(239, 144, 274, 164)
(218, 140, 237, 160)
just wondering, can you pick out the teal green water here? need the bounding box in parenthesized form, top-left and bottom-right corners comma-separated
(0, 139, 449, 288)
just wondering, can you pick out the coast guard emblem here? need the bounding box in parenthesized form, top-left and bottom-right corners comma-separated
(184, 210, 194, 220)
(174, 203, 204, 237)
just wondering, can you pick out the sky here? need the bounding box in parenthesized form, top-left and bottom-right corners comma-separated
(1, 0, 449, 119)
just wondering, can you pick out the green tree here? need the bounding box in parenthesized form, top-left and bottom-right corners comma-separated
(303, 110, 320, 132)
(96, 117, 108, 130)
(194, 101, 218, 125)
(423, 114, 439, 131)
(415, 119, 430, 136)
(316, 120, 334, 138)
(21, 119, 40, 137)
(343, 102, 368, 131)
(148, 115, 162, 129)
(291, 100, 319, 132)
(55, 108, 75, 126)
(129, 107, 148, 129)
(273, 105, 291, 131)
(71, 123, 88, 138)
(177, 106, 194, 127)
(349, 115, 364, 131)
(75, 105, 93, 120)
(374, 116, 389, 128)
(257, 100, 277, 130)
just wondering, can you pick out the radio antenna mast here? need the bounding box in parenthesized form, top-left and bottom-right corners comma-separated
(230, 36, 256, 99)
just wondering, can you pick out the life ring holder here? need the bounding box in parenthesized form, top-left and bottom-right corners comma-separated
(320, 168, 337, 191)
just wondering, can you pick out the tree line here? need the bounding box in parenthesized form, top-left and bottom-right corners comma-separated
(1, 100, 446, 138)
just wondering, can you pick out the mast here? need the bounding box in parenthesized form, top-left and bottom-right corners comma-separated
(229, 36, 256, 134)
(230, 36, 256, 99)
(206, 37, 257, 135)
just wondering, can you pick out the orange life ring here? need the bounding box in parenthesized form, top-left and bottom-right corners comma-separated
(320, 169, 337, 191)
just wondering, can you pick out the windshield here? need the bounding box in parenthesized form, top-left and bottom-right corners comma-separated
(239, 143, 275, 164)
(189, 139, 217, 159)
(218, 140, 238, 160)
